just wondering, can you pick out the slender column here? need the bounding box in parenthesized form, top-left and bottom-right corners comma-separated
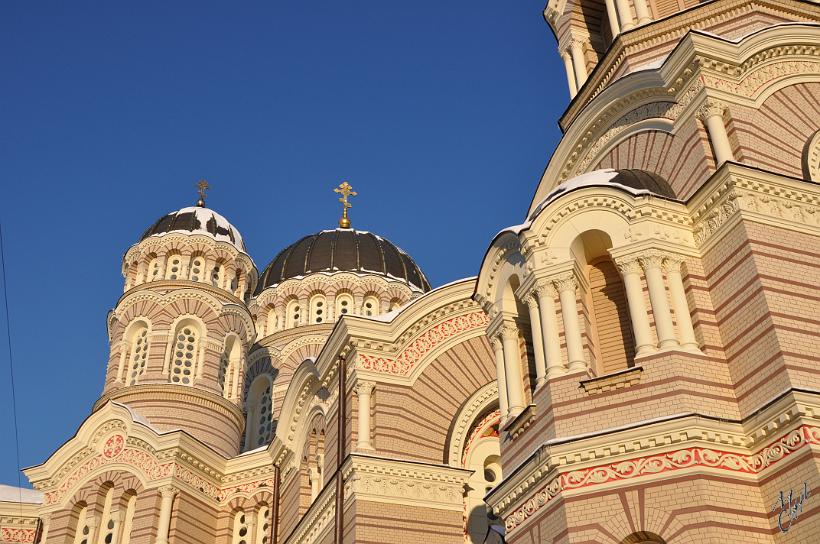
(614, 0, 635, 31)
(135, 259, 148, 285)
(640, 253, 679, 349)
(561, 51, 578, 97)
(155, 486, 178, 544)
(246, 514, 257, 544)
(555, 275, 586, 372)
(698, 101, 734, 165)
(492, 336, 509, 421)
(615, 258, 655, 356)
(569, 40, 588, 88)
(634, 0, 652, 25)
(39, 517, 50, 544)
(525, 294, 547, 388)
(158, 253, 169, 280)
(665, 256, 700, 352)
(604, 0, 621, 38)
(355, 380, 375, 450)
(238, 273, 248, 299)
(309, 466, 320, 501)
(536, 283, 564, 378)
(501, 324, 526, 417)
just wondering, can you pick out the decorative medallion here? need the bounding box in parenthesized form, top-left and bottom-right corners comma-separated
(102, 434, 125, 458)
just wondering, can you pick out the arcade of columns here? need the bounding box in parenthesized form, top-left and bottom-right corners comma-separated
(488, 251, 699, 422)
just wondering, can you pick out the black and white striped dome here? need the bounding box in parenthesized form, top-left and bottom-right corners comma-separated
(140, 206, 246, 251)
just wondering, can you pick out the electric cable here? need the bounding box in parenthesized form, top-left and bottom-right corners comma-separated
(0, 222, 24, 508)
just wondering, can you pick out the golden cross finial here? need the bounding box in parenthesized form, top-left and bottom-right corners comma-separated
(196, 179, 210, 207)
(334, 181, 357, 228)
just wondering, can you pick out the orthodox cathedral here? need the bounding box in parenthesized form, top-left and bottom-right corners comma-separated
(2, 0, 820, 543)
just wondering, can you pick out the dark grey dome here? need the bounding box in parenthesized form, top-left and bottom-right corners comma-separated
(140, 206, 246, 251)
(257, 229, 430, 294)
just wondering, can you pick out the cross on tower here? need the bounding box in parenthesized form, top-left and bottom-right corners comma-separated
(334, 181, 357, 228)
(196, 180, 210, 207)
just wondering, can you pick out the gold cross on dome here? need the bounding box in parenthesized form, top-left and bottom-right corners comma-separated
(196, 179, 210, 207)
(334, 181, 357, 228)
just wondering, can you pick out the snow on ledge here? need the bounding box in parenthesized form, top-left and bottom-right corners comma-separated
(0, 484, 43, 504)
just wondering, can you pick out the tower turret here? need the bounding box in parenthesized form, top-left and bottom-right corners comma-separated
(96, 185, 258, 457)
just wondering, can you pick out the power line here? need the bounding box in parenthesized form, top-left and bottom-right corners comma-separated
(0, 222, 24, 506)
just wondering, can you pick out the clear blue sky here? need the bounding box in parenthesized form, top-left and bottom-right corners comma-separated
(0, 1, 565, 485)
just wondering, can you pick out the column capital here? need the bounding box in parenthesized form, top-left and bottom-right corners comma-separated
(524, 292, 539, 310)
(663, 254, 685, 273)
(614, 256, 642, 275)
(159, 485, 179, 498)
(569, 39, 586, 51)
(354, 380, 375, 396)
(500, 323, 519, 341)
(552, 273, 578, 293)
(638, 251, 667, 271)
(489, 334, 503, 351)
(533, 279, 558, 298)
(696, 99, 727, 121)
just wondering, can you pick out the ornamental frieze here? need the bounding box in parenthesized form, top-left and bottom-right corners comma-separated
(0, 528, 36, 544)
(43, 441, 172, 506)
(502, 425, 820, 533)
(357, 311, 489, 375)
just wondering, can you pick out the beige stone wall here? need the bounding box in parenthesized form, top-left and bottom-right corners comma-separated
(373, 336, 495, 463)
(169, 492, 219, 544)
(729, 83, 820, 180)
(350, 501, 463, 544)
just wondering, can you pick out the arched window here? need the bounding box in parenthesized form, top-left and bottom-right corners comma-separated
(98, 486, 116, 544)
(72, 504, 90, 544)
(310, 294, 326, 324)
(570, 230, 635, 375)
(335, 293, 353, 318)
(255, 505, 271, 544)
(231, 510, 249, 544)
(169, 320, 201, 385)
(245, 376, 273, 449)
(125, 322, 149, 386)
(120, 492, 137, 544)
(286, 299, 301, 328)
(189, 255, 204, 282)
(388, 298, 403, 312)
(165, 253, 183, 280)
(363, 295, 380, 317)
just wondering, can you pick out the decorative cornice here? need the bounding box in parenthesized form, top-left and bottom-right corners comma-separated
(342, 455, 471, 511)
(690, 166, 820, 248)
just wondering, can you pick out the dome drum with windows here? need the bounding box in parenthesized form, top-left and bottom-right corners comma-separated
(122, 181, 257, 298)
